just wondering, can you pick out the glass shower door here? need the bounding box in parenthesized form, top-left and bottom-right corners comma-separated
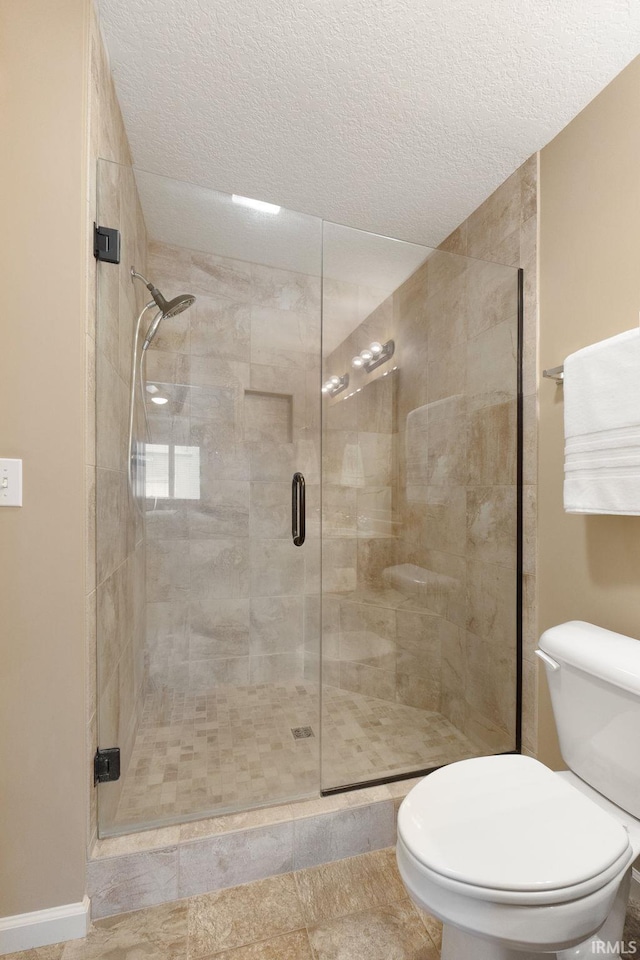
(320, 221, 521, 792)
(96, 161, 322, 836)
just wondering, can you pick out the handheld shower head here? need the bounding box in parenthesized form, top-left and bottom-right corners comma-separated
(148, 284, 196, 320)
(131, 268, 196, 346)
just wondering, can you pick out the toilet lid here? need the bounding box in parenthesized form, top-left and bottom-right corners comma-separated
(397, 755, 631, 893)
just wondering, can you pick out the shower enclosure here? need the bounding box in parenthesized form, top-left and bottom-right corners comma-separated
(95, 159, 521, 836)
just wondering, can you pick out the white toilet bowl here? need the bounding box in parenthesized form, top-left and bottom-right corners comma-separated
(396, 754, 639, 959)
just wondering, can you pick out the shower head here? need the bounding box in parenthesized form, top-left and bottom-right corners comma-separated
(130, 268, 195, 346)
(148, 285, 196, 320)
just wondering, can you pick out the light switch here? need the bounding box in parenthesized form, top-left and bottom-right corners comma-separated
(0, 459, 22, 506)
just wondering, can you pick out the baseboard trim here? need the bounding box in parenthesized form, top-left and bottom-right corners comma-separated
(0, 895, 90, 955)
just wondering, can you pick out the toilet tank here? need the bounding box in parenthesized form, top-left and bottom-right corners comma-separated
(538, 621, 640, 818)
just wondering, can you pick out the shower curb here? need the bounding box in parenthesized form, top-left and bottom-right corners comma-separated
(87, 781, 418, 919)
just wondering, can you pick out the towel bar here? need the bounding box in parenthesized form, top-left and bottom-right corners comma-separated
(543, 365, 564, 385)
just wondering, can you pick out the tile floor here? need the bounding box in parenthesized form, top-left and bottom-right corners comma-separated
(111, 682, 480, 832)
(8, 848, 640, 960)
(6, 849, 440, 960)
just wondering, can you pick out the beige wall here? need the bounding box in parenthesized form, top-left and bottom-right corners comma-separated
(0, 0, 90, 916)
(538, 56, 640, 768)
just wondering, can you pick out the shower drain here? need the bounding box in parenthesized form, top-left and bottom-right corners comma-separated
(291, 726, 315, 740)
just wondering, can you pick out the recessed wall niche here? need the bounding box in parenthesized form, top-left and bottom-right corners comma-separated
(243, 389, 293, 443)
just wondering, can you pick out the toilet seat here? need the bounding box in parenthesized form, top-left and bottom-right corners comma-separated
(397, 833, 633, 906)
(397, 754, 632, 904)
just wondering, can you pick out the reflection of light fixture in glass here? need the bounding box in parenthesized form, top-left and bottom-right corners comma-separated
(151, 396, 168, 405)
(146, 384, 159, 394)
(322, 373, 349, 397)
(232, 194, 281, 214)
(352, 340, 395, 373)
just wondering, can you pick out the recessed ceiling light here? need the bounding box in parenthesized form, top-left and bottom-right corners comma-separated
(151, 396, 169, 405)
(232, 194, 281, 214)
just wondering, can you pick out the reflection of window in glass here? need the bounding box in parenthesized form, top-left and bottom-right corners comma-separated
(145, 443, 200, 500)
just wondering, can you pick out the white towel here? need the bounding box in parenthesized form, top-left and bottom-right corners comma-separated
(564, 327, 640, 514)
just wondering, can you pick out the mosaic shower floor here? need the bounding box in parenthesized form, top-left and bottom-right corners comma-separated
(112, 682, 480, 831)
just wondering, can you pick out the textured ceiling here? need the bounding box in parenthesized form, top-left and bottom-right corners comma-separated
(98, 0, 640, 247)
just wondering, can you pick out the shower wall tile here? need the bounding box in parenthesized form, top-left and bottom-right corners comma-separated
(190, 250, 252, 302)
(250, 263, 320, 316)
(189, 599, 251, 660)
(339, 660, 396, 702)
(339, 631, 395, 671)
(96, 351, 128, 472)
(189, 382, 239, 425)
(190, 539, 250, 599)
(466, 318, 518, 412)
(465, 630, 517, 741)
(395, 610, 445, 679)
(322, 539, 357, 595)
(86, 464, 97, 594)
(251, 306, 312, 367)
(96, 467, 127, 584)
(200, 440, 251, 482)
(250, 481, 295, 539)
(85, 333, 97, 468)
(188, 479, 250, 540)
(97, 563, 127, 697)
(339, 600, 395, 641)
(243, 391, 292, 443)
(395, 671, 440, 711)
(467, 401, 517, 486)
(250, 539, 305, 597)
(466, 165, 523, 261)
(147, 539, 190, 601)
(146, 500, 190, 541)
(466, 559, 517, 644)
(188, 356, 250, 391)
(190, 415, 238, 451)
(466, 486, 517, 568)
(440, 625, 466, 732)
(358, 433, 393, 485)
(149, 306, 191, 356)
(521, 658, 538, 756)
(426, 342, 466, 405)
(522, 573, 538, 663)
(465, 257, 517, 340)
(250, 596, 305, 654)
(250, 652, 304, 683)
(420, 486, 466, 557)
(189, 656, 250, 692)
(249, 441, 297, 481)
(522, 394, 538, 487)
(190, 297, 251, 361)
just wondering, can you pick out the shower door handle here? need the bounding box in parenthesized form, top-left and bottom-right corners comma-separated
(292, 472, 306, 547)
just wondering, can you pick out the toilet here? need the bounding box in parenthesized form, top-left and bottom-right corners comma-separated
(396, 621, 640, 959)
